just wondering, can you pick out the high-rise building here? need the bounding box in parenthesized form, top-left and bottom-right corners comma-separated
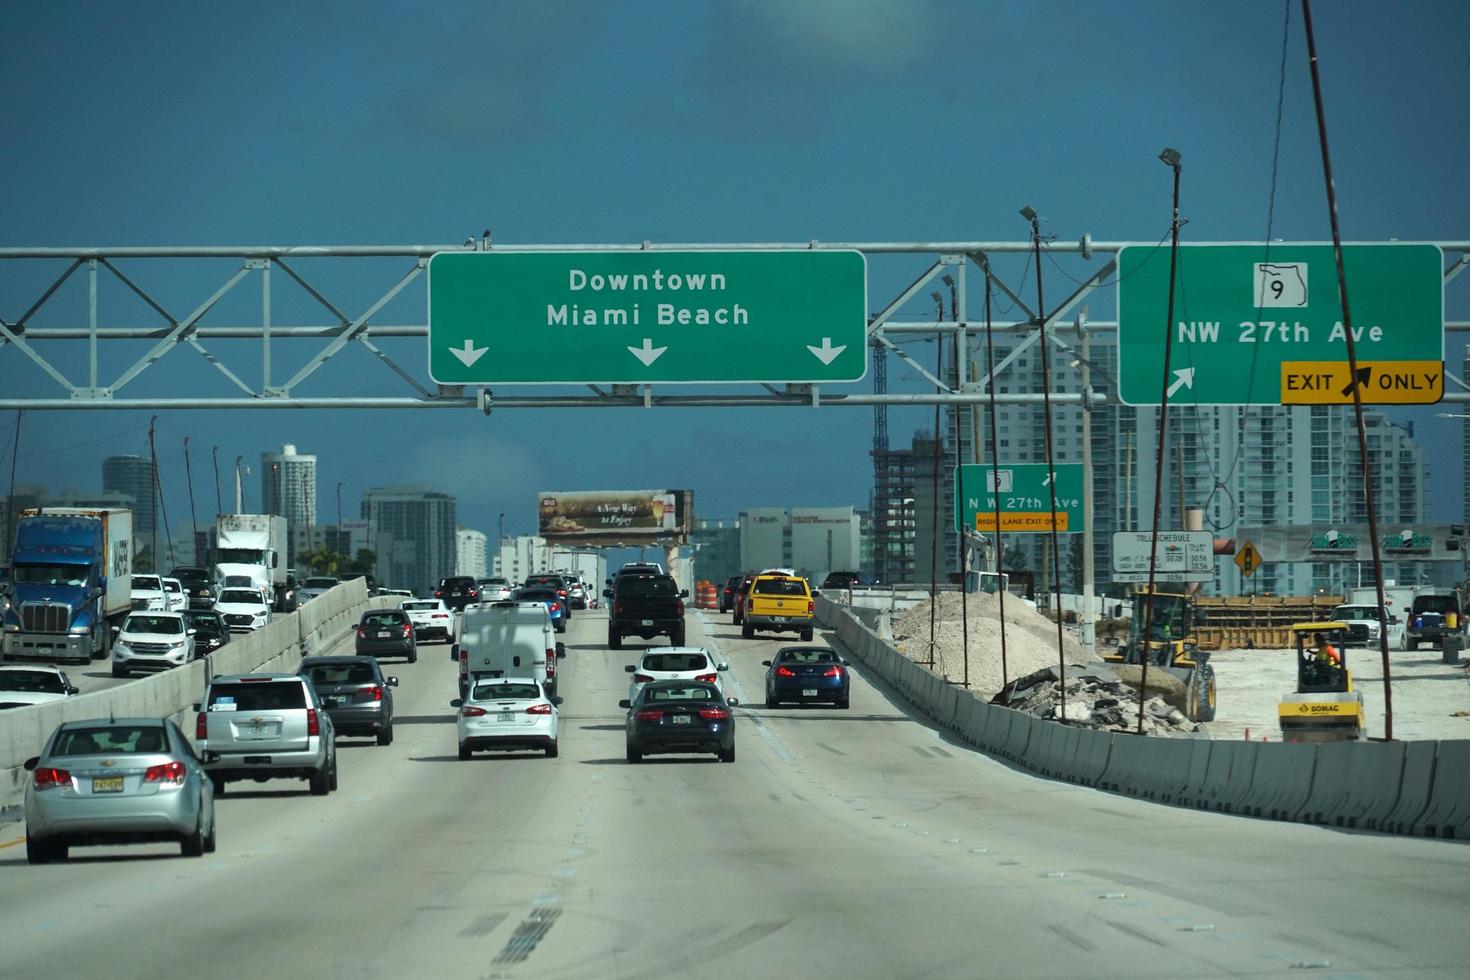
(261, 444, 317, 537)
(692, 518, 741, 584)
(361, 486, 456, 598)
(103, 455, 155, 534)
(456, 528, 488, 579)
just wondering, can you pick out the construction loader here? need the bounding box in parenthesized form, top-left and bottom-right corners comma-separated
(1102, 589, 1217, 723)
(1278, 622, 1365, 742)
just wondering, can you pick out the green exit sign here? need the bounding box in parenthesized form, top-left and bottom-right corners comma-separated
(954, 463, 1086, 534)
(428, 250, 867, 385)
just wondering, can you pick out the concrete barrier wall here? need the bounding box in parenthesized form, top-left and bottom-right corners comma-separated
(0, 579, 383, 815)
(817, 595, 1470, 840)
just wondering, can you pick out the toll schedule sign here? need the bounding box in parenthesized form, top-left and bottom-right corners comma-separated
(954, 463, 1086, 535)
(428, 250, 867, 384)
(1117, 243, 1443, 406)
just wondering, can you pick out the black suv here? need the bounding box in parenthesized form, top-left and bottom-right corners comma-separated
(605, 574, 688, 649)
(169, 566, 216, 609)
(436, 576, 480, 611)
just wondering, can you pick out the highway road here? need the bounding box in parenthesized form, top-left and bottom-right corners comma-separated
(3, 607, 1469, 979)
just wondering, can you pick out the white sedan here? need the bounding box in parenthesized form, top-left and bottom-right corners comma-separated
(454, 676, 559, 758)
(0, 666, 78, 708)
(214, 588, 272, 633)
(402, 598, 455, 644)
(624, 647, 728, 704)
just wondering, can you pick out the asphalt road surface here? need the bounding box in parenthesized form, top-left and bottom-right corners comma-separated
(3, 608, 1469, 979)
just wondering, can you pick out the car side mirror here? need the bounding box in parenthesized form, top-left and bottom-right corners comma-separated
(727, 698, 739, 707)
(202, 750, 222, 764)
(624, 664, 636, 672)
(618, 699, 631, 709)
(23, 756, 39, 771)
(761, 660, 772, 666)
(67, 685, 79, 695)
(111, 625, 121, 637)
(187, 628, 197, 636)
(602, 590, 613, 598)
(192, 702, 202, 712)
(717, 663, 728, 671)
(552, 696, 564, 706)
(387, 676, 399, 687)
(841, 659, 850, 666)
(679, 590, 689, 598)
(450, 698, 463, 708)
(556, 642, 566, 658)
(811, 590, 821, 598)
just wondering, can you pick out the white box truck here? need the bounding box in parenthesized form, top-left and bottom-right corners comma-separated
(213, 514, 292, 612)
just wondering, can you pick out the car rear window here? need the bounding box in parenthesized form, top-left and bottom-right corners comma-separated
(305, 663, 378, 685)
(754, 578, 808, 596)
(1413, 596, 1459, 614)
(643, 652, 709, 672)
(362, 612, 406, 627)
(207, 681, 308, 711)
(619, 577, 677, 598)
(472, 681, 541, 701)
(304, 578, 338, 588)
(53, 726, 169, 755)
(124, 615, 183, 634)
(403, 601, 435, 611)
(515, 589, 555, 601)
(779, 649, 839, 664)
(644, 685, 715, 702)
(441, 577, 476, 588)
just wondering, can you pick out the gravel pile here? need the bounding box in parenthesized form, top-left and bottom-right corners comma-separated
(992, 665, 1200, 735)
(890, 592, 1098, 699)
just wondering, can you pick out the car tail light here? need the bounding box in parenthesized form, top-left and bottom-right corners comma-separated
(823, 665, 844, 677)
(613, 601, 623, 615)
(695, 673, 718, 684)
(550, 601, 562, 613)
(776, 665, 797, 677)
(434, 613, 448, 620)
(557, 589, 567, 598)
(526, 703, 553, 715)
(356, 626, 365, 638)
(359, 686, 383, 701)
(461, 705, 487, 717)
(675, 600, 684, 615)
(196, 711, 208, 739)
(307, 708, 320, 736)
(807, 600, 815, 614)
(144, 761, 187, 785)
(634, 709, 664, 722)
(634, 673, 655, 683)
(33, 767, 71, 791)
(402, 623, 413, 636)
(435, 590, 444, 597)
(699, 707, 731, 720)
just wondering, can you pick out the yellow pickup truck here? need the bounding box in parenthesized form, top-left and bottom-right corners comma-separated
(741, 574, 815, 641)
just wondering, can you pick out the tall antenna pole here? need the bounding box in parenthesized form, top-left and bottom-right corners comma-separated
(148, 416, 159, 572)
(3, 410, 21, 553)
(927, 291, 945, 670)
(211, 446, 223, 517)
(981, 265, 1011, 692)
(184, 437, 199, 565)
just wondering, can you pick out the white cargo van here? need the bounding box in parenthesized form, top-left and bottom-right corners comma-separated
(458, 601, 567, 698)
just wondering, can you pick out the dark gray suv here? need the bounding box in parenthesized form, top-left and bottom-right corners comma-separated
(299, 656, 398, 746)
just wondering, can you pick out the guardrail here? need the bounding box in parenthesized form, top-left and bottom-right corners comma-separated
(817, 596, 1470, 840)
(0, 580, 396, 816)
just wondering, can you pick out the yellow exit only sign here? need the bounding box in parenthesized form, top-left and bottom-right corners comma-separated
(1279, 359, 1443, 405)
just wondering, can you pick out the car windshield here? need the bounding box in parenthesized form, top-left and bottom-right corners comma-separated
(131, 576, 162, 590)
(779, 649, 839, 664)
(172, 569, 209, 583)
(53, 726, 169, 755)
(642, 652, 709, 672)
(14, 563, 89, 586)
(223, 575, 255, 588)
(643, 685, 715, 702)
(619, 577, 677, 598)
(185, 613, 223, 632)
(304, 578, 338, 588)
(526, 576, 562, 587)
(363, 613, 405, 628)
(219, 590, 263, 604)
(124, 615, 183, 634)
(754, 578, 807, 596)
(305, 663, 378, 685)
(472, 681, 541, 701)
(1334, 608, 1375, 621)
(207, 681, 307, 711)
(0, 670, 67, 694)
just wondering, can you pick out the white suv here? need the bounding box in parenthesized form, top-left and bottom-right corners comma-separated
(112, 611, 196, 677)
(196, 673, 338, 795)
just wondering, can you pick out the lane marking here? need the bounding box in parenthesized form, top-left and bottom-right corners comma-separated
(0, 836, 24, 849)
(695, 611, 791, 762)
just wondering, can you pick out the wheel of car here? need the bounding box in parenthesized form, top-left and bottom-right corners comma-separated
(181, 811, 206, 857)
(449, 644, 460, 662)
(377, 722, 394, 746)
(458, 744, 472, 760)
(733, 610, 742, 625)
(328, 757, 339, 791)
(111, 662, 128, 678)
(626, 747, 642, 764)
(837, 697, 850, 710)
(608, 628, 622, 649)
(555, 620, 567, 634)
(671, 625, 687, 646)
(800, 628, 814, 642)
(719, 746, 736, 763)
(309, 765, 331, 796)
(25, 832, 55, 865)
(407, 648, 418, 664)
(203, 806, 218, 854)
(742, 623, 754, 639)
(766, 695, 778, 709)
(210, 775, 227, 796)
(1407, 639, 1418, 651)
(545, 741, 559, 758)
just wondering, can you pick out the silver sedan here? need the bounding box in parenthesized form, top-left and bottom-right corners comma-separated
(24, 717, 218, 864)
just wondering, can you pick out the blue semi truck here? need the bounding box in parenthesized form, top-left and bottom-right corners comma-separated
(2, 507, 134, 665)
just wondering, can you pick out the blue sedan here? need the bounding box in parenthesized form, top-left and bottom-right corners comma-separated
(763, 646, 851, 709)
(513, 587, 567, 633)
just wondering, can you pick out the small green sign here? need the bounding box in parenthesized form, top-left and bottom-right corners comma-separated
(953, 463, 1086, 535)
(428, 250, 867, 384)
(1117, 243, 1443, 406)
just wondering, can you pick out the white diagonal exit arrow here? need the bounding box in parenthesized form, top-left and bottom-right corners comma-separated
(806, 337, 846, 365)
(628, 338, 667, 367)
(449, 339, 488, 368)
(1167, 367, 1195, 398)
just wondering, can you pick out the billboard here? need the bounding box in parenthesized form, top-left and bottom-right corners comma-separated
(1234, 524, 1463, 563)
(537, 490, 694, 547)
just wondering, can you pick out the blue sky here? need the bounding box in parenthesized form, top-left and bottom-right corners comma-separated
(3, 0, 1467, 545)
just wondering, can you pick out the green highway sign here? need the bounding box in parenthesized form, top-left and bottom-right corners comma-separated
(954, 463, 1086, 534)
(1116, 243, 1444, 406)
(428, 250, 867, 384)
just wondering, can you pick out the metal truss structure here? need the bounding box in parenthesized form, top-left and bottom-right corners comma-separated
(1, 241, 1467, 411)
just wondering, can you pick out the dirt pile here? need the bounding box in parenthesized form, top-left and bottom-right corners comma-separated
(993, 665, 1200, 735)
(890, 592, 1098, 699)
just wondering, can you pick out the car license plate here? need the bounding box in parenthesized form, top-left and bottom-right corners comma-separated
(497, 712, 515, 722)
(452, 591, 462, 597)
(93, 776, 124, 793)
(377, 631, 391, 638)
(802, 688, 818, 697)
(640, 619, 654, 626)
